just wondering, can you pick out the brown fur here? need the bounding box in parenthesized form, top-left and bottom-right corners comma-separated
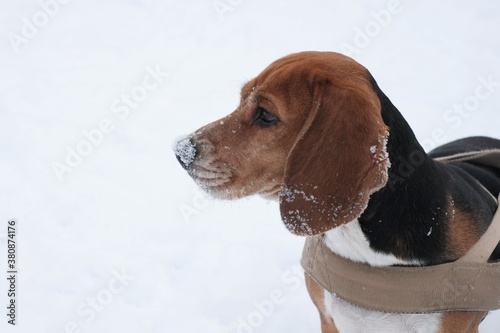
(279, 70, 389, 236)
(305, 273, 339, 333)
(438, 312, 486, 333)
(447, 204, 484, 259)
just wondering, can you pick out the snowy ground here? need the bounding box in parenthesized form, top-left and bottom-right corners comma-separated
(1, 0, 500, 332)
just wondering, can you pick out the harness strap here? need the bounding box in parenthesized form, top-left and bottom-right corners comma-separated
(433, 149, 500, 166)
(301, 149, 500, 313)
(434, 149, 500, 205)
(459, 198, 500, 264)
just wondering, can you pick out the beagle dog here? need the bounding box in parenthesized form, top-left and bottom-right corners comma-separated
(174, 51, 500, 333)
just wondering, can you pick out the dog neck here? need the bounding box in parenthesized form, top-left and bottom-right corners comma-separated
(323, 219, 423, 266)
(350, 75, 451, 265)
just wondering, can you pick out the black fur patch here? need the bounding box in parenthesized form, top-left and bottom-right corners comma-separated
(360, 73, 500, 264)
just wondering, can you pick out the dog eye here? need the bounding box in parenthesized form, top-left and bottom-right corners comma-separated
(252, 107, 278, 127)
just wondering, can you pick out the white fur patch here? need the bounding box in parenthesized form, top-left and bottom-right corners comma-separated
(322, 220, 442, 333)
(324, 292, 442, 333)
(323, 219, 421, 267)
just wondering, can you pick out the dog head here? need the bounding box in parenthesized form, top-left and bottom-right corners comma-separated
(174, 51, 390, 236)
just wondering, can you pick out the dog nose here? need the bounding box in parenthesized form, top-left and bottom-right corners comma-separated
(174, 138, 197, 169)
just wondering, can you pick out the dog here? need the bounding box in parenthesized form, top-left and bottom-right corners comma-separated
(174, 51, 500, 333)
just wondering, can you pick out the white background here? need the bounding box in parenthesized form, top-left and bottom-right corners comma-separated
(1, 0, 500, 332)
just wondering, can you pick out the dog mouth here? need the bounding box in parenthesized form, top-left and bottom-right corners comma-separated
(189, 166, 231, 185)
(186, 163, 233, 195)
(174, 137, 240, 198)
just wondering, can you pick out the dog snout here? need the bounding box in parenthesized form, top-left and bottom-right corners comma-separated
(174, 137, 198, 169)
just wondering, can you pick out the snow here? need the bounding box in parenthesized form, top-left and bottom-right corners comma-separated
(174, 138, 196, 167)
(280, 185, 317, 204)
(1, 0, 500, 332)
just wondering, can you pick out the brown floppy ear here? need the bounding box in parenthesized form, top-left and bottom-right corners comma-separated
(279, 82, 390, 236)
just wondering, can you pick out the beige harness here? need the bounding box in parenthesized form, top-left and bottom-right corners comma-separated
(301, 150, 500, 313)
